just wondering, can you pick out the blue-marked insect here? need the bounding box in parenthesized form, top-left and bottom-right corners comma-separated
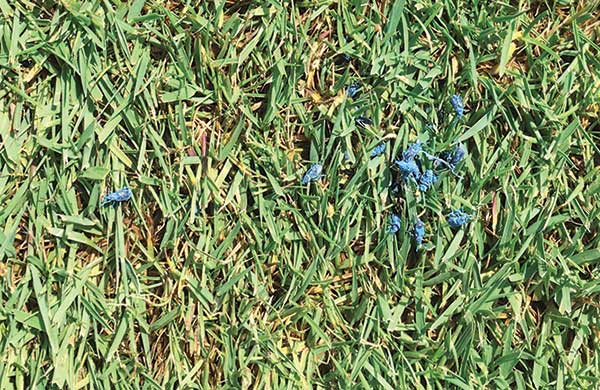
(402, 141, 424, 162)
(413, 219, 425, 246)
(355, 116, 373, 128)
(388, 214, 402, 234)
(370, 142, 386, 158)
(301, 164, 323, 185)
(447, 208, 472, 228)
(450, 95, 464, 119)
(418, 170, 438, 192)
(346, 82, 361, 98)
(447, 143, 466, 167)
(394, 159, 420, 181)
(101, 186, 132, 207)
(423, 143, 466, 179)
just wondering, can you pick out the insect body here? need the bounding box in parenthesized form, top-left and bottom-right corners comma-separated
(101, 187, 132, 207)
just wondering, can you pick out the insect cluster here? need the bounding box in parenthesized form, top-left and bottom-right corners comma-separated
(300, 78, 472, 249)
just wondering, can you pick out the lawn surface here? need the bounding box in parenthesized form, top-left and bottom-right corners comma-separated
(1, 0, 600, 389)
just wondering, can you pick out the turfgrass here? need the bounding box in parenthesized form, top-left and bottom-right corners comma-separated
(1, 0, 600, 389)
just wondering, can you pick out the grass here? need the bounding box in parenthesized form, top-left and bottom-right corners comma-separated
(1, 0, 600, 388)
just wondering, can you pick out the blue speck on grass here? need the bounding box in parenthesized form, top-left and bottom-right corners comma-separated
(101, 186, 132, 206)
(388, 214, 402, 234)
(447, 208, 472, 228)
(418, 170, 438, 192)
(413, 219, 425, 246)
(301, 164, 323, 185)
(370, 142, 386, 158)
(450, 95, 464, 119)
